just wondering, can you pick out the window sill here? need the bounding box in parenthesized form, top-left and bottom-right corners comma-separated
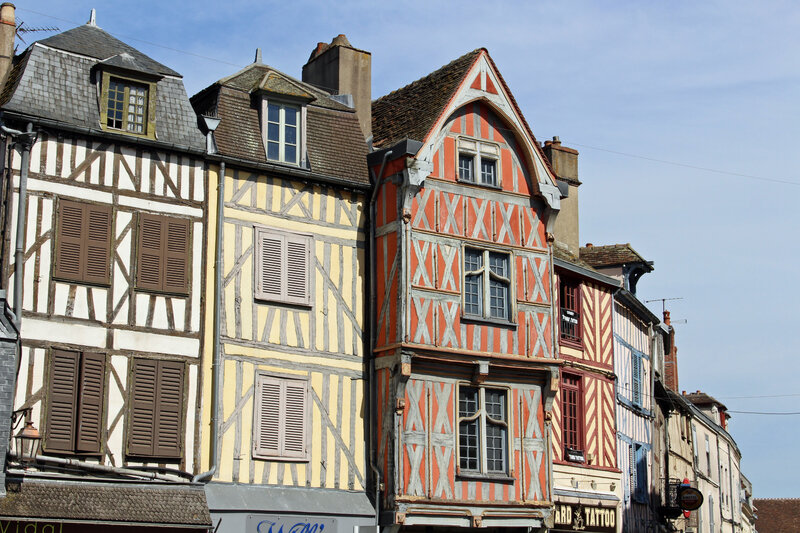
(252, 455, 310, 463)
(52, 276, 111, 289)
(560, 337, 583, 349)
(455, 178, 502, 191)
(134, 286, 190, 298)
(461, 313, 517, 329)
(456, 469, 515, 483)
(254, 296, 313, 309)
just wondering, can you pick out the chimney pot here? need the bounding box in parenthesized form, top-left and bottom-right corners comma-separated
(552, 136, 561, 144)
(585, 243, 593, 248)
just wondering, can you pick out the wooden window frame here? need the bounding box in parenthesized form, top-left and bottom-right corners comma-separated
(462, 246, 514, 324)
(561, 372, 584, 458)
(253, 372, 310, 461)
(135, 213, 191, 296)
(559, 276, 582, 345)
(99, 71, 157, 140)
(456, 137, 501, 188)
(631, 352, 642, 407)
(127, 358, 185, 460)
(254, 226, 312, 307)
(44, 349, 106, 455)
(456, 383, 510, 477)
(260, 98, 307, 167)
(53, 199, 112, 286)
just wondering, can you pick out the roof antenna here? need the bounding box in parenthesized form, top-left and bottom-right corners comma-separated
(254, 48, 262, 64)
(88, 9, 96, 26)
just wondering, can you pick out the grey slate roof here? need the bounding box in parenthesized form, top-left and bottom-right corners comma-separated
(191, 63, 369, 187)
(0, 478, 211, 526)
(1, 24, 204, 151)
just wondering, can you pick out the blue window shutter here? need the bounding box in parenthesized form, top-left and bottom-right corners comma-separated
(635, 444, 647, 502)
(632, 354, 642, 406)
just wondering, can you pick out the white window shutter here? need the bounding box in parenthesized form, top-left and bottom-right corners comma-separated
(256, 229, 284, 301)
(285, 234, 310, 305)
(254, 374, 281, 458)
(282, 379, 308, 458)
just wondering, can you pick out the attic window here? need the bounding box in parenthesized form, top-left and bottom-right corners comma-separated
(99, 72, 157, 140)
(266, 102, 299, 164)
(457, 138, 500, 187)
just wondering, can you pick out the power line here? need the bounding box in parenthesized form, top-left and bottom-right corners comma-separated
(727, 410, 800, 415)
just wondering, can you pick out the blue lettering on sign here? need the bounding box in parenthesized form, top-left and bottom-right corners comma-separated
(257, 519, 326, 533)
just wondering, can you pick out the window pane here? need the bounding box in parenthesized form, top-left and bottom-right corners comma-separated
(486, 422, 506, 472)
(481, 159, 497, 186)
(285, 124, 297, 145)
(267, 141, 280, 160)
(464, 274, 482, 315)
(458, 154, 474, 181)
(268, 103, 280, 123)
(284, 145, 296, 164)
(489, 252, 507, 278)
(459, 387, 478, 417)
(485, 389, 506, 422)
(490, 278, 508, 319)
(464, 249, 482, 272)
(459, 420, 479, 470)
(285, 107, 298, 126)
(267, 122, 280, 143)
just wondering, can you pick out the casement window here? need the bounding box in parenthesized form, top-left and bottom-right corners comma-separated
(561, 373, 584, 457)
(631, 353, 642, 406)
(457, 385, 509, 475)
(45, 349, 105, 454)
(262, 101, 302, 165)
(705, 434, 711, 476)
(457, 138, 499, 187)
(463, 248, 512, 321)
(99, 72, 157, 139)
(53, 200, 112, 285)
(254, 227, 312, 306)
(135, 214, 191, 295)
(127, 358, 185, 458)
(630, 443, 648, 503)
(253, 373, 309, 461)
(559, 277, 581, 343)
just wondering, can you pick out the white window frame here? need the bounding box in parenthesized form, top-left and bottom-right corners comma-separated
(456, 383, 510, 476)
(457, 137, 500, 187)
(261, 98, 307, 167)
(462, 246, 514, 322)
(252, 372, 310, 461)
(254, 226, 312, 306)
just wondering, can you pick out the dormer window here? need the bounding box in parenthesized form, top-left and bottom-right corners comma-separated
(107, 78, 148, 133)
(266, 102, 299, 164)
(98, 70, 157, 140)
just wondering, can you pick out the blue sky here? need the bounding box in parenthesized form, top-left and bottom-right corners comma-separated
(19, 0, 799, 497)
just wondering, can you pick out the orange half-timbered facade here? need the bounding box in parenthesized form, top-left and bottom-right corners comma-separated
(369, 49, 563, 531)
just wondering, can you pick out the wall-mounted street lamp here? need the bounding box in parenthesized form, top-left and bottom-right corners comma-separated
(12, 408, 40, 465)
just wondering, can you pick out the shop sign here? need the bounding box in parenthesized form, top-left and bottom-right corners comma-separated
(678, 486, 704, 511)
(553, 504, 616, 532)
(247, 515, 336, 533)
(0, 521, 62, 533)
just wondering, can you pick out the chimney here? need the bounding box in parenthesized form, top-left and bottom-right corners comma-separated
(543, 136, 580, 255)
(663, 310, 679, 391)
(0, 3, 15, 88)
(302, 34, 372, 140)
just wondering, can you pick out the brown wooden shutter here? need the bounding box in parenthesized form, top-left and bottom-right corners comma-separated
(75, 352, 106, 453)
(255, 229, 284, 301)
(254, 374, 282, 458)
(54, 201, 86, 281)
(282, 378, 308, 458)
(285, 234, 310, 305)
(153, 360, 184, 457)
(136, 215, 164, 292)
(128, 358, 157, 456)
(46, 350, 79, 452)
(163, 218, 190, 294)
(83, 204, 112, 284)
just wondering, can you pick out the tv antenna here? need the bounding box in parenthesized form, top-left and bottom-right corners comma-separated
(645, 297, 684, 314)
(15, 20, 59, 46)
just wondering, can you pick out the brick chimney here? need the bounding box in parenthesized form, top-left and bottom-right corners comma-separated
(542, 136, 580, 256)
(0, 3, 15, 88)
(302, 34, 372, 140)
(663, 310, 679, 391)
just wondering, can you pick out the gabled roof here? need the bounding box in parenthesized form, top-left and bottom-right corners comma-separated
(191, 62, 369, 187)
(580, 243, 652, 269)
(683, 390, 728, 412)
(37, 23, 178, 77)
(1, 22, 204, 151)
(754, 498, 800, 533)
(553, 246, 621, 288)
(372, 49, 481, 149)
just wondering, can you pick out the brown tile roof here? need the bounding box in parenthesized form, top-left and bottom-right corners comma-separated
(191, 63, 368, 187)
(754, 498, 800, 533)
(0, 478, 210, 526)
(683, 391, 728, 412)
(371, 49, 482, 149)
(579, 243, 651, 268)
(553, 245, 598, 272)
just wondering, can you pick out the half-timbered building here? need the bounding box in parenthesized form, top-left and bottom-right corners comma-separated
(190, 36, 375, 533)
(368, 48, 563, 531)
(0, 9, 211, 532)
(581, 243, 659, 532)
